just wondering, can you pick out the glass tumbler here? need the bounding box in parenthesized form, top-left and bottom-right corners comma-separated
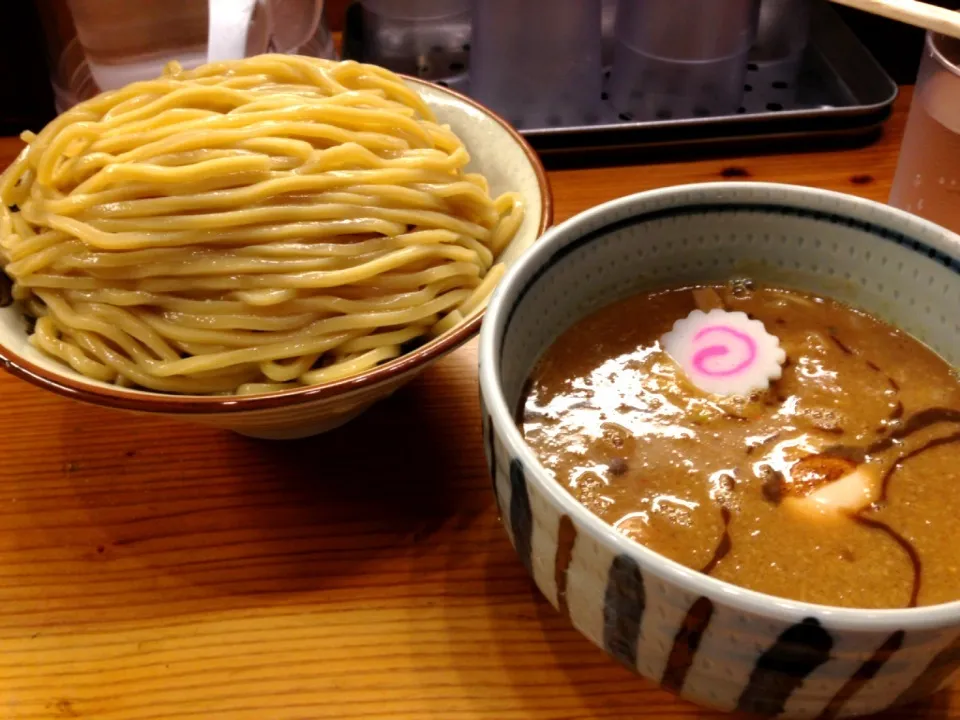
(470, 0, 603, 129)
(36, 0, 335, 112)
(889, 32, 960, 234)
(608, 0, 760, 121)
(752, 0, 810, 104)
(359, 0, 471, 88)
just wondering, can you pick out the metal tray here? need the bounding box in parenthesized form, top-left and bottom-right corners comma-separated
(343, 1, 897, 157)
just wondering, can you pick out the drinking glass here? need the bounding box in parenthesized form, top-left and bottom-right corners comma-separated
(608, 0, 760, 121)
(470, 0, 602, 129)
(752, 0, 810, 102)
(36, 0, 335, 111)
(358, 0, 471, 87)
(889, 32, 960, 234)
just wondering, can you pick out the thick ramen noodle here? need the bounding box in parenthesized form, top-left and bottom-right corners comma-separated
(0, 55, 523, 395)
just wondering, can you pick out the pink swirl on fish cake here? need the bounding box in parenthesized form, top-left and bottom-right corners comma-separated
(691, 325, 758, 378)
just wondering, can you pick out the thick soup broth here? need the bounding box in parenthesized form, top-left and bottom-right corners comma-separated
(521, 283, 960, 609)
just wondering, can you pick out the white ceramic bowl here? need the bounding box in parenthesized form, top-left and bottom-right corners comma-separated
(479, 182, 960, 718)
(0, 78, 552, 440)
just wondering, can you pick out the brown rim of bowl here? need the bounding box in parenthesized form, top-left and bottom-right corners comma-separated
(0, 77, 554, 415)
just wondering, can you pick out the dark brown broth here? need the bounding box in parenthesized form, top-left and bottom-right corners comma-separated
(520, 283, 960, 609)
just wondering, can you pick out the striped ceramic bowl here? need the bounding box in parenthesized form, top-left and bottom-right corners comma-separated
(478, 182, 960, 718)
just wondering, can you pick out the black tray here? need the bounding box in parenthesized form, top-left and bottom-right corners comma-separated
(343, 1, 898, 157)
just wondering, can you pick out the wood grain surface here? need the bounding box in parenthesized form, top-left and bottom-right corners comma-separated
(0, 88, 955, 720)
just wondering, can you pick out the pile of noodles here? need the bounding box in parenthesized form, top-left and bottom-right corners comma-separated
(0, 55, 523, 395)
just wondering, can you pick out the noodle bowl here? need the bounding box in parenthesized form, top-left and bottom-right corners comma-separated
(0, 55, 524, 395)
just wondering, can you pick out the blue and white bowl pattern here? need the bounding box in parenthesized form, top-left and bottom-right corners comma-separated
(478, 183, 960, 718)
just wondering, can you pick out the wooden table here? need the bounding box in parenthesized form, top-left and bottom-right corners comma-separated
(0, 88, 954, 720)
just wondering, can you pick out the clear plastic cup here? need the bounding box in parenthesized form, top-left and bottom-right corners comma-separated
(889, 32, 960, 234)
(469, 0, 602, 129)
(37, 0, 335, 110)
(752, 0, 810, 102)
(608, 0, 760, 121)
(269, 0, 335, 61)
(602, 0, 618, 67)
(359, 0, 470, 87)
(64, 0, 213, 90)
